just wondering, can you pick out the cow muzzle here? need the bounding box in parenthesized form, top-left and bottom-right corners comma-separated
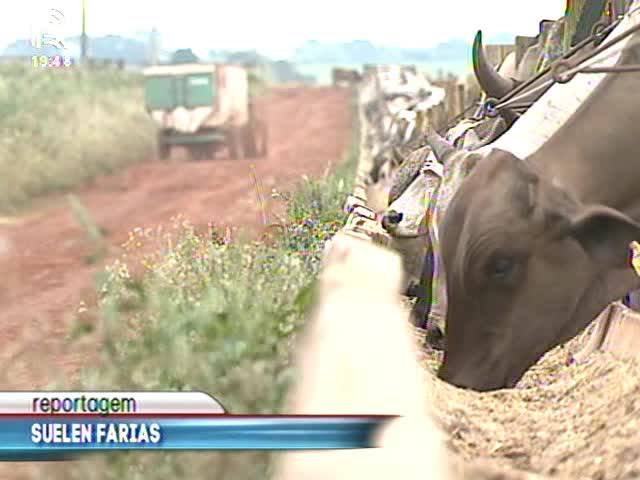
(381, 210, 403, 232)
(437, 353, 518, 392)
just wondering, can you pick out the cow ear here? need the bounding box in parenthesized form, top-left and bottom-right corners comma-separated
(569, 205, 640, 269)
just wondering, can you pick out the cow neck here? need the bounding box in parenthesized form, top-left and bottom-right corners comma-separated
(527, 32, 640, 215)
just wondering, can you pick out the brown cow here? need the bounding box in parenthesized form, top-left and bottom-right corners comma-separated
(435, 15, 640, 391)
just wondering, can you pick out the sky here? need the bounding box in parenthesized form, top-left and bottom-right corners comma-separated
(3, 0, 567, 59)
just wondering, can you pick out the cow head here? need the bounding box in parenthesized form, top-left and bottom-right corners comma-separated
(438, 149, 640, 391)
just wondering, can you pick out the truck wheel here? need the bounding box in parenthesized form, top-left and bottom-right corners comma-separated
(188, 144, 210, 161)
(227, 128, 243, 160)
(158, 134, 170, 160)
(257, 122, 268, 157)
(242, 124, 258, 159)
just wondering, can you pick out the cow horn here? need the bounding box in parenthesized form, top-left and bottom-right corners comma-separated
(425, 127, 456, 163)
(473, 30, 516, 99)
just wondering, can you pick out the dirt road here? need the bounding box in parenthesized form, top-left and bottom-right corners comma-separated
(0, 86, 352, 388)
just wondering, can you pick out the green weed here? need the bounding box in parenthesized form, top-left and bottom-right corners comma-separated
(0, 63, 155, 213)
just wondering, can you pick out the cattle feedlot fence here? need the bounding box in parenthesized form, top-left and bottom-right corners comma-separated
(325, 7, 640, 374)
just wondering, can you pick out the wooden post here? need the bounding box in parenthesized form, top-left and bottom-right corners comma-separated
(436, 102, 446, 131)
(80, 0, 88, 64)
(515, 36, 537, 66)
(431, 106, 440, 131)
(444, 82, 454, 121)
(442, 102, 449, 130)
(612, 0, 627, 17)
(540, 19, 554, 37)
(456, 83, 466, 118)
(426, 108, 434, 129)
(415, 110, 426, 137)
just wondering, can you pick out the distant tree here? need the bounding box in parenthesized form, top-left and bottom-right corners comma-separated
(170, 48, 199, 64)
(226, 50, 265, 66)
(270, 60, 314, 84)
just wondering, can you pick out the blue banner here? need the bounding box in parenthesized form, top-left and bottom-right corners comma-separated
(0, 416, 394, 461)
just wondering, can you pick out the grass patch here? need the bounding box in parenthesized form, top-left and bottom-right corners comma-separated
(39, 107, 358, 480)
(0, 63, 155, 213)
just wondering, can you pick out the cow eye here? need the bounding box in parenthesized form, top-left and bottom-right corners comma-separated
(487, 256, 516, 279)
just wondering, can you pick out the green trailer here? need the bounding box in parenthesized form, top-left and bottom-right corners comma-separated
(143, 62, 267, 161)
